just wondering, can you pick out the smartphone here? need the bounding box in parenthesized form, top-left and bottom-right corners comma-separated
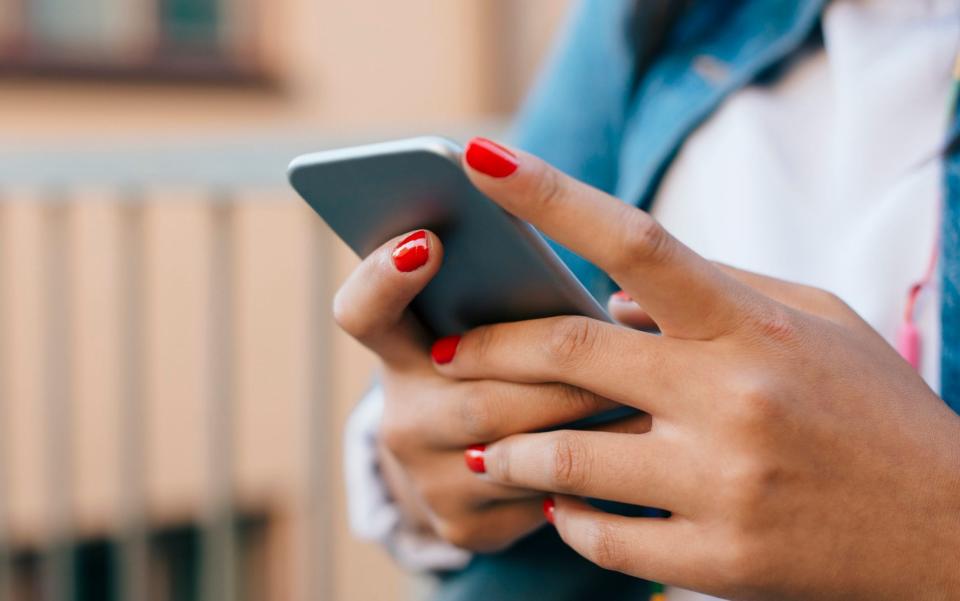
(288, 136, 609, 337)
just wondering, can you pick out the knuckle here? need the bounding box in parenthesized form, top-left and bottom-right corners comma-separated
(379, 423, 407, 456)
(615, 210, 673, 271)
(798, 284, 850, 314)
(729, 372, 784, 429)
(435, 520, 477, 550)
(557, 384, 603, 416)
(418, 481, 451, 513)
(331, 287, 371, 340)
(531, 162, 565, 210)
(548, 431, 591, 491)
(492, 438, 515, 485)
(750, 305, 801, 346)
(435, 518, 509, 553)
(458, 384, 504, 442)
(379, 411, 418, 458)
(585, 521, 629, 573)
(468, 325, 497, 364)
(809, 287, 845, 309)
(722, 457, 783, 519)
(545, 316, 600, 368)
(808, 288, 861, 324)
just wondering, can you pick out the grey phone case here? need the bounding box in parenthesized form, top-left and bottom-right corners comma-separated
(288, 136, 609, 337)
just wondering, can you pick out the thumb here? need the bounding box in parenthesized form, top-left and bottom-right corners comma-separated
(333, 229, 444, 369)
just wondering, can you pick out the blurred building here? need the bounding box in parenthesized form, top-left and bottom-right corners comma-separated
(0, 1, 570, 600)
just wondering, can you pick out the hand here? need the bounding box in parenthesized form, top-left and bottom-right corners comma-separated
(334, 229, 619, 552)
(436, 138, 960, 599)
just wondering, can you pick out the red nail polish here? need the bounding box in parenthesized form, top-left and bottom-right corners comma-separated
(465, 137, 518, 178)
(464, 444, 486, 473)
(431, 335, 461, 364)
(543, 497, 555, 524)
(392, 230, 429, 272)
(612, 290, 632, 302)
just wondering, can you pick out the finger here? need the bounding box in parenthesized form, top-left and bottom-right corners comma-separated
(334, 229, 442, 369)
(482, 430, 694, 511)
(608, 262, 864, 334)
(550, 496, 690, 583)
(381, 378, 619, 449)
(607, 291, 657, 330)
(424, 380, 620, 447)
(433, 498, 547, 553)
(463, 138, 753, 339)
(422, 451, 544, 506)
(713, 263, 869, 332)
(433, 316, 698, 415)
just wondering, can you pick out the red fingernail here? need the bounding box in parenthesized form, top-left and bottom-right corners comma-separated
(543, 497, 555, 524)
(431, 335, 460, 364)
(465, 137, 518, 178)
(464, 444, 486, 473)
(392, 230, 429, 272)
(611, 290, 632, 302)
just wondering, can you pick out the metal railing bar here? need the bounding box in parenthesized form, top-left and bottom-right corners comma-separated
(202, 193, 238, 601)
(0, 123, 507, 188)
(304, 218, 336, 601)
(40, 197, 75, 601)
(0, 199, 12, 601)
(117, 195, 149, 601)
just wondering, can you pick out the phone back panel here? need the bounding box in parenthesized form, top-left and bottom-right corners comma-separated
(288, 137, 608, 337)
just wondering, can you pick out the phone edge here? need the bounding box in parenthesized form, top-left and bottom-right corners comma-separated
(287, 136, 610, 323)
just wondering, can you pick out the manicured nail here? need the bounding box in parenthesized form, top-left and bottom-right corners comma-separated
(464, 444, 486, 473)
(543, 497, 555, 524)
(392, 230, 429, 272)
(464, 137, 518, 178)
(611, 290, 632, 302)
(431, 335, 461, 364)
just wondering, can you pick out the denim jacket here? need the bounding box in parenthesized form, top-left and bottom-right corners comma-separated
(434, 1, 960, 599)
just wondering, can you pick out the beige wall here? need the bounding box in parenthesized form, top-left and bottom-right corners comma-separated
(1, 0, 571, 143)
(0, 1, 572, 599)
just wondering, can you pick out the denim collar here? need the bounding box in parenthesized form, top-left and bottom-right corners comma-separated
(618, 0, 828, 210)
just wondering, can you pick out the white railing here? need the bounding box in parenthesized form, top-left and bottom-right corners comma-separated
(0, 190, 337, 601)
(0, 133, 346, 601)
(0, 124, 505, 601)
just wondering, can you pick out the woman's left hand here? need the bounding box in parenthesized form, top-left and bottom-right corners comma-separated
(441, 138, 960, 601)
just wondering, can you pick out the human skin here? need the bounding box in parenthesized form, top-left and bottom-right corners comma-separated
(334, 221, 624, 552)
(431, 138, 960, 600)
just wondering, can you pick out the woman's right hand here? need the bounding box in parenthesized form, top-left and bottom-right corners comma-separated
(334, 229, 619, 552)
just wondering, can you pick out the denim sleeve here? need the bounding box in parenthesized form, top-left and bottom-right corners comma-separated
(511, 0, 635, 197)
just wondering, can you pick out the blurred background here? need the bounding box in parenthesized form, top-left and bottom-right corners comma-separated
(0, 0, 571, 599)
